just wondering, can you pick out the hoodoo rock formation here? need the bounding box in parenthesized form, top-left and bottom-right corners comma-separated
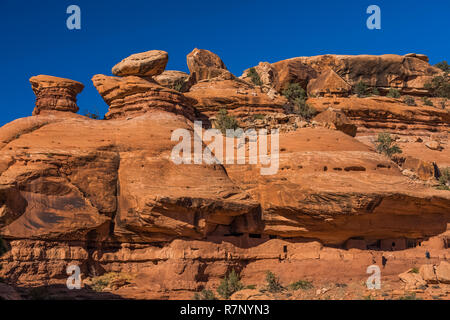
(0, 48, 449, 300)
(30, 75, 84, 115)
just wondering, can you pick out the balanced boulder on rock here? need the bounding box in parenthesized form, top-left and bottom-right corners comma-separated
(112, 50, 168, 77)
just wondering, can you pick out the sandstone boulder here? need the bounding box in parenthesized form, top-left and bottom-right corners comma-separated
(402, 156, 436, 180)
(399, 270, 427, 290)
(425, 140, 442, 151)
(154, 70, 194, 92)
(404, 53, 429, 63)
(419, 264, 438, 284)
(312, 108, 357, 137)
(92, 74, 196, 120)
(112, 50, 168, 77)
(435, 261, 450, 284)
(186, 48, 233, 82)
(30, 75, 84, 115)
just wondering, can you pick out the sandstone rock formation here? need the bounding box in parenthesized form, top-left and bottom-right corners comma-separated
(185, 78, 288, 122)
(154, 70, 194, 92)
(112, 50, 168, 77)
(92, 74, 196, 120)
(312, 108, 357, 137)
(187, 48, 234, 82)
(307, 69, 352, 97)
(245, 54, 443, 96)
(30, 75, 84, 115)
(0, 49, 449, 300)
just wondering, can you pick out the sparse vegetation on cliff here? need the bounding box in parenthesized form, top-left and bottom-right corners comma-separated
(217, 269, 244, 299)
(289, 280, 313, 291)
(421, 97, 434, 106)
(247, 67, 263, 86)
(194, 289, 217, 300)
(215, 109, 239, 134)
(265, 271, 284, 293)
(435, 61, 450, 73)
(403, 97, 416, 106)
(436, 167, 450, 190)
(375, 133, 402, 158)
(425, 75, 450, 98)
(282, 83, 316, 120)
(387, 88, 401, 98)
(354, 81, 370, 97)
(173, 78, 185, 92)
(83, 109, 101, 120)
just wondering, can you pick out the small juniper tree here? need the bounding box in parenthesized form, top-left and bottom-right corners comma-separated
(265, 271, 283, 293)
(375, 132, 402, 158)
(217, 269, 244, 299)
(437, 167, 450, 190)
(215, 109, 239, 135)
(282, 83, 316, 120)
(435, 61, 450, 73)
(247, 67, 263, 86)
(403, 97, 416, 106)
(421, 97, 434, 106)
(424, 75, 450, 98)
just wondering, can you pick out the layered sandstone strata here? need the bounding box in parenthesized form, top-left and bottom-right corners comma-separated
(30, 75, 84, 115)
(92, 75, 196, 120)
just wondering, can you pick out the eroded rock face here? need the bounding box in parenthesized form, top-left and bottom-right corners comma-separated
(30, 75, 84, 115)
(154, 70, 194, 92)
(307, 69, 352, 97)
(112, 50, 168, 77)
(245, 54, 443, 96)
(185, 78, 288, 121)
(92, 74, 196, 120)
(187, 48, 233, 82)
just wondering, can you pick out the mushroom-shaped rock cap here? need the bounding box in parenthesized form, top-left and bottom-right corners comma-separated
(29, 75, 84, 115)
(112, 50, 169, 77)
(30, 75, 84, 94)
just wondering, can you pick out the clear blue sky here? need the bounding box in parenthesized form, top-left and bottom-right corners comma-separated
(1, 0, 448, 126)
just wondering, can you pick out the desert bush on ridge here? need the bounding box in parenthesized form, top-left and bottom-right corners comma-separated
(217, 269, 244, 299)
(375, 132, 402, 158)
(282, 83, 316, 120)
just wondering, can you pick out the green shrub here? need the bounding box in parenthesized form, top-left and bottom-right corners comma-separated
(173, 78, 185, 92)
(424, 75, 450, 98)
(354, 81, 370, 97)
(217, 270, 244, 299)
(372, 87, 380, 96)
(421, 97, 434, 106)
(436, 167, 450, 190)
(403, 97, 416, 106)
(215, 109, 239, 135)
(84, 110, 101, 120)
(289, 280, 313, 291)
(282, 83, 316, 120)
(247, 67, 263, 86)
(246, 284, 256, 290)
(194, 289, 216, 300)
(90, 272, 133, 292)
(410, 267, 419, 274)
(375, 133, 402, 158)
(435, 61, 450, 73)
(282, 83, 307, 101)
(398, 292, 420, 300)
(265, 271, 284, 293)
(387, 88, 401, 98)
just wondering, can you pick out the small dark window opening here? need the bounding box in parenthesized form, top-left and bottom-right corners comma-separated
(269, 235, 277, 239)
(283, 245, 288, 253)
(249, 234, 262, 239)
(224, 233, 244, 237)
(392, 242, 396, 247)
